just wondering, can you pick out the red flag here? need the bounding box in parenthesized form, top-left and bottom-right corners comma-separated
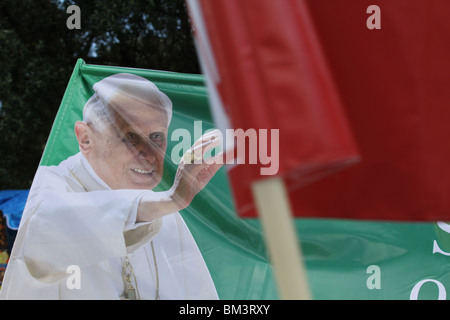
(288, 0, 450, 221)
(188, 0, 450, 221)
(187, 0, 359, 197)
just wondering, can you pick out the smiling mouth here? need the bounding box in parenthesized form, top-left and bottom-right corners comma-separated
(131, 168, 154, 175)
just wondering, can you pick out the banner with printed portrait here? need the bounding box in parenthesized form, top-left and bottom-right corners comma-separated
(34, 59, 450, 300)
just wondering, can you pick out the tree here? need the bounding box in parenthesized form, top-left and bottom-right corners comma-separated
(0, 0, 200, 189)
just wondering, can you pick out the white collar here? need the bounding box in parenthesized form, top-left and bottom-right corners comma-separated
(70, 153, 112, 191)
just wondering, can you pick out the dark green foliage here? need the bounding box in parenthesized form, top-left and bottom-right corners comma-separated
(0, 0, 200, 188)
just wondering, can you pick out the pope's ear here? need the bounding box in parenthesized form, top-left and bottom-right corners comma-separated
(74, 121, 92, 153)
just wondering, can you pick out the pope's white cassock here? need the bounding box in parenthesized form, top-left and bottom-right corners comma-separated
(0, 152, 218, 300)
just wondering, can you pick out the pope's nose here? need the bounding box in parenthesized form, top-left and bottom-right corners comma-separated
(136, 140, 159, 163)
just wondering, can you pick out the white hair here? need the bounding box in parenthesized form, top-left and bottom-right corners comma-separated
(82, 73, 172, 130)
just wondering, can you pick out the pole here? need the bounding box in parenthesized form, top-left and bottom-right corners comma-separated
(251, 176, 311, 300)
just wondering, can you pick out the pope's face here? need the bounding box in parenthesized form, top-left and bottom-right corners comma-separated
(87, 94, 168, 190)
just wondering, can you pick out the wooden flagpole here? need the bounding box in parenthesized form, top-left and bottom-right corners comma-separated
(251, 176, 312, 300)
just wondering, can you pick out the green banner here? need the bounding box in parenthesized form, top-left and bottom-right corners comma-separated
(40, 59, 450, 300)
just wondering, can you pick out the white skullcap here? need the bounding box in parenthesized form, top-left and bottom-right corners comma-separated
(84, 73, 172, 126)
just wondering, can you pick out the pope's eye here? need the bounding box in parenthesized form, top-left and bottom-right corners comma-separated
(122, 132, 140, 146)
(150, 132, 165, 143)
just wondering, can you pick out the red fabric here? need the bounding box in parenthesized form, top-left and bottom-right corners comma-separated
(194, 0, 450, 220)
(198, 0, 359, 184)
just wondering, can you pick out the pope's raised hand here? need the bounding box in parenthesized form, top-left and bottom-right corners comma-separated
(171, 130, 224, 210)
